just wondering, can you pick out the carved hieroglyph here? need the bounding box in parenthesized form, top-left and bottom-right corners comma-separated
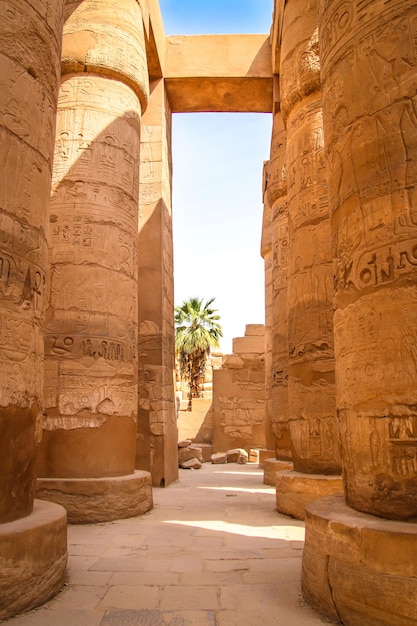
(317, 0, 417, 518)
(40, 0, 149, 479)
(0, 0, 65, 522)
(267, 111, 292, 461)
(280, 0, 341, 474)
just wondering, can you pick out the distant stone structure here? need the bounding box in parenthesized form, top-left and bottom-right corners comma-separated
(212, 325, 266, 454)
(1, 0, 417, 623)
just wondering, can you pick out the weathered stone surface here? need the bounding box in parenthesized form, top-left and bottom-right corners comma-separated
(316, 0, 417, 520)
(178, 446, 203, 465)
(164, 35, 272, 113)
(177, 398, 213, 444)
(36, 471, 153, 524)
(263, 458, 293, 486)
(0, 0, 67, 618)
(0, 500, 67, 621)
(266, 111, 292, 462)
(280, 0, 341, 476)
(212, 326, 266, 454)
(227, 448, 248, 464)
(261, 171, 276, 454)
(258, 449, 276, 469)
(196, 443, 214, 462)
(222, 354, 244, 369)
(211, 453, 227, 464)
(276, 470, 343, 520)
(178, 440, 192, 448)
(180, 458, 202, 470)
(137, 78, 179, 489)
(302, 495, 417, 625)
(0, 0, 65, 524)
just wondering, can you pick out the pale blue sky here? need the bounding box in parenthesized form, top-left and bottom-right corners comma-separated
(159, 1, 273, 353)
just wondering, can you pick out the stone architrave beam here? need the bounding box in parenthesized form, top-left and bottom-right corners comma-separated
(164, 34, 273, 112)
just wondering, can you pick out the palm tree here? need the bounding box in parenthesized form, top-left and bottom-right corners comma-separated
(174, 297, 223, 411)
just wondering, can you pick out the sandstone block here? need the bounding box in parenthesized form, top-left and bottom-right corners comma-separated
(222, 355, 244, 369)
(36, 471, 153, 524)
(302, 494, 417, 626)
(276, 471, 343, 520)
(180, 458, 202, 470)
(178, 440, 192, 448)
(227, 448, 247, 463)
(194, 443, 213, 462)
(258, 449, 276, 469)
(211, 453, 227, 464)
(178, 446, 203, 465)
(0, 500, 67, 621)
(263, 458, 293, 486)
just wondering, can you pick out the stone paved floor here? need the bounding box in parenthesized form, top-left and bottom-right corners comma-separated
(7, 464, 336, 626)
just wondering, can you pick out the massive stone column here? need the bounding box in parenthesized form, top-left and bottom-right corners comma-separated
(261, 160, 276, 456)
(0, 1, 67, 618)
(275, 0, 342, 519)
(262, 109, 294, 486)
(136, 78, 179, 488)
(36, 0, 153, 522)
(268, 110, 291, 463)
(302, 2, 417, 624)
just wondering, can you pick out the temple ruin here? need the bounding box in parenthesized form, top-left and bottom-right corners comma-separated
(1, 0, 417, 624)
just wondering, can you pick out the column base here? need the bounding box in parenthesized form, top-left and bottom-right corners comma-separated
(36, 470, 153, 524)
(258, 449, 276, 469)
(302, 494, 417, 626)
(0, 500, 67, 621)
(263, 458, 294, 485)
(276, 470, 343, 520)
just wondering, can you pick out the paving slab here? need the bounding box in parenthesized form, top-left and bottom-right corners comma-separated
(6, 465, 337, 626)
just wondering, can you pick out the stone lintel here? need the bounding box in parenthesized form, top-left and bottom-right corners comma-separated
(145, 0, 166, 79)
(276, 470, 343, 520)
(302, 494, 417, 626)
(164, 35, 273, 112)
(36, 471, 153, 524)
(263, 457, 293, 486)
(0, 500, 67, 621)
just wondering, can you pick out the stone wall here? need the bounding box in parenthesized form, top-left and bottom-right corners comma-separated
(212, 325, 266, 453)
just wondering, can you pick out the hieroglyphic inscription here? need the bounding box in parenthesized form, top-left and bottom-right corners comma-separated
(52, 81, 141, 198)
(45, 335, 136, 362)
(63, 0, 149, 105)
(0, 251, 46, 317)
(0, 314, 44, 406)
(218, 396, 265, 440)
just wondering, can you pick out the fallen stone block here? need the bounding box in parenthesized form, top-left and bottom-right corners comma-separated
(211, 453, 227, 464)
(180, 458, 202, 470)
(178, 446, 203, 465)
(227, 448, 248, 464)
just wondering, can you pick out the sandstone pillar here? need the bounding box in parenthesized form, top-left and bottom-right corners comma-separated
(268, 110, 291, 463)
(137, 78, 179, 488)
(275, 0, 342, 517)
(261, 160, 276, 455)
(302, 2, 417, 623)
(0, 1, 67, 618)
(317, 0, 417, 521)
(36, 0, 152, 522)
(262, 109, 294, 485)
